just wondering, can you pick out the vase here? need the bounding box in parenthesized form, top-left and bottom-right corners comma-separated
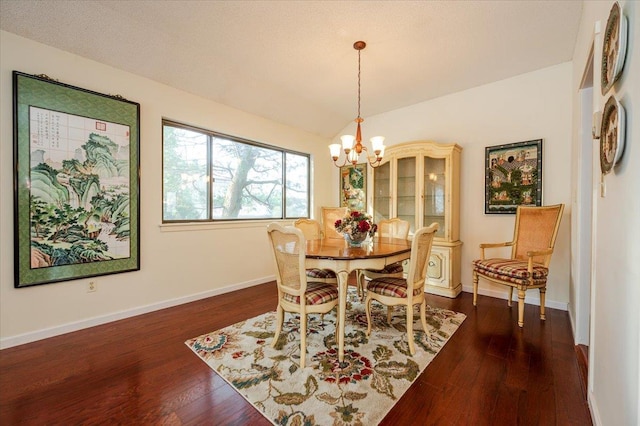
(345, 232, 368, 247)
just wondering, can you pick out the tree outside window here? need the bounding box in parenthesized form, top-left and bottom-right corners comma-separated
(163, 122, 310, 222)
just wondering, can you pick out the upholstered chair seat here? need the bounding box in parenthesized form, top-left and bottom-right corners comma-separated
(472, 258, 549, 285)
(282, 281, 339, 305)
(304, 267, 338, 280)
(363, 262, 405, 276)
(366, 277, 423, 298)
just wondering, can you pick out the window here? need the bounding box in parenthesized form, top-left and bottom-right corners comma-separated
(163, 120, 310, 222)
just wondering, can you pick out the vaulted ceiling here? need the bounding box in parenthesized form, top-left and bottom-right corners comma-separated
(0, 0, 583, 138)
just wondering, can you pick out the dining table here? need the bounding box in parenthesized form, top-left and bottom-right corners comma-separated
(305, 236, 412, 363)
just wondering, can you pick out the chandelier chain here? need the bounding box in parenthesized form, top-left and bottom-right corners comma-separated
(357, 48, 361, 119)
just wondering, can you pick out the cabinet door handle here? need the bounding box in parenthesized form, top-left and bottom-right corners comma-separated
(429, 260, 436, 267)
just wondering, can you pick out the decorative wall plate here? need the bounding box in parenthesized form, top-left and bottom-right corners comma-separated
(600, 95, 625, 174)
(601, 2, 628, 95)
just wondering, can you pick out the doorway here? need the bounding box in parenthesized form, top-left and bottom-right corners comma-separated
(573, 44, 596, 398)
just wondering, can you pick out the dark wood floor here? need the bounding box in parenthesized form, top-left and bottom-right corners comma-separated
(0, 278, 592, 425)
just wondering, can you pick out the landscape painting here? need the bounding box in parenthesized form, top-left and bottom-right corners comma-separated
(14, 72, 140, 287)
(339, 163, 367, 211)
(484, 139, 543, 214)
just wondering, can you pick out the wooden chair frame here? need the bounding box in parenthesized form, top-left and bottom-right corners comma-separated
(293, 218, 337, 284)
(358, 218, 411, 298)
(321, 206, 349, 240)
(267, 223, 339, 368)
(472, 204, 564, 327)
(364, 223, 438, 355)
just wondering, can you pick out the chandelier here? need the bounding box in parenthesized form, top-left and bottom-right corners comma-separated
(329, 41, 385, 168)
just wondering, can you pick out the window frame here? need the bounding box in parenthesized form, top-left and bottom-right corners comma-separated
(162, 119, 311, 223)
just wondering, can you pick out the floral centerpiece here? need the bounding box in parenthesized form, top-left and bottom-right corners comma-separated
(334, 210, 377, 247)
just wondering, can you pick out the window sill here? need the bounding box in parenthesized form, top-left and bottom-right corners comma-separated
(159, 219, 291, 233)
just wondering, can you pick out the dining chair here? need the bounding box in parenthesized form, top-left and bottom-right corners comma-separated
(472, 204, 564, 327)
(293, 219, 338, 284)
(267, 223, 339, 368)
(321, 206, 349, 239)
(365, 223, 439, 355)
(358, 218, 411, 299)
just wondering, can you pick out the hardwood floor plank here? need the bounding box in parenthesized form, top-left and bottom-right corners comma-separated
(0, 281, 592, 425)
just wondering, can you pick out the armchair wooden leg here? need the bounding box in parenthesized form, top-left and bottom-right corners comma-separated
(472, 270, 479, 306)
(300, 312, 307, 368)
(419, 300, 429, 338)
(271, 305, 284, 348)
(387, 306, 393, 324)
(517, 289, 526, 328)
(406, 305, 415, 355)
(540, 287, 546, 321)
(508, 287, 513, 307)
(365, 296, 373, 336)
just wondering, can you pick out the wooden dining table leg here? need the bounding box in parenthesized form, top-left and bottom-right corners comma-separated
(336, 270, 350, 363)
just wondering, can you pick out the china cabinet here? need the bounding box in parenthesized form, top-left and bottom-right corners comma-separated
(372, 141, 462, 297)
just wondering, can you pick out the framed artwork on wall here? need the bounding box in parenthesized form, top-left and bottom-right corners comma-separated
(484, 139, 543, 214)
(339, 163, 367, 211)
(13, 71, 141, 288)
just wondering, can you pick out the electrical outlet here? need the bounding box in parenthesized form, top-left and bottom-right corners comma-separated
(88, 281, 97, 293)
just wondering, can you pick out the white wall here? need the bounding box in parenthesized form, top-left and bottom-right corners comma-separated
(572, 2, 640, 425)
(334, 63, 573, 310)
(0, 31, 334, 347)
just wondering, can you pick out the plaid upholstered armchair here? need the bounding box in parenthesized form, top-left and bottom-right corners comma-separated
(472, 204, 564, 327)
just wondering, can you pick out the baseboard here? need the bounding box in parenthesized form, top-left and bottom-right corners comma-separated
(588, 390, 603, 426)
(0, 275, 275, 350)
(575, 344, 589, 400)
(461, 284, 568, 311)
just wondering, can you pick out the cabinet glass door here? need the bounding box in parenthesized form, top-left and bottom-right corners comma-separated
(373, 161, 390, 223)
(397, 157, 417, 232)
(424, 156, 445, 238)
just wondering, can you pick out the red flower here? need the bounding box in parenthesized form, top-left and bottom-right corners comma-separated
(334, 219, 342, 228)
(357, 220, 371, 233)
(350, 211, 361, 218)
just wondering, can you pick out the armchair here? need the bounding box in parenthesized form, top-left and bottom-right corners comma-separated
(472, 204, 564, 327)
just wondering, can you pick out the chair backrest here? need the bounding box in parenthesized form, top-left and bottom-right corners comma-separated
(377, 218, 410, 239)
(511, 204, 564, 267)
(294, 218, 324, 240)
(406, 223, 439, 292)
(321, 206, 349, 239)
(267, 223, 307, 297)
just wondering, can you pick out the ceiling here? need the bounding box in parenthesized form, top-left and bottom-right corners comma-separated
(0, 1, 583, 139)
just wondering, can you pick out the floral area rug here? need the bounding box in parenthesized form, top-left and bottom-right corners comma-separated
(185, 289, 465, 425)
